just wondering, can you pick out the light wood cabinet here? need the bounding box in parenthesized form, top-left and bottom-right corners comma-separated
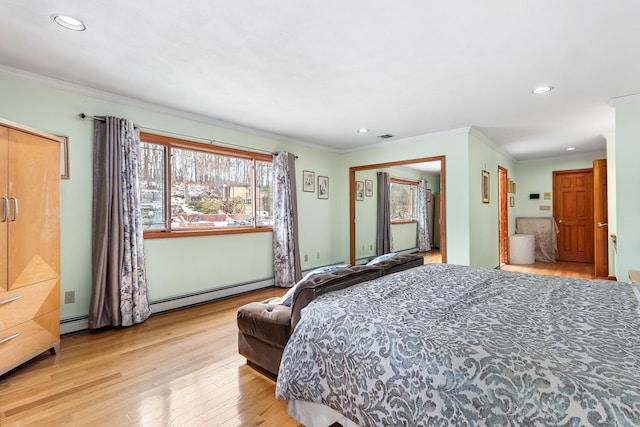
(0, 118, 60, 376)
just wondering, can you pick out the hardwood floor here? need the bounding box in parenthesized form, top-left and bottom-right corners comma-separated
(0, 287, 299, 427)
(418, 248, 442, 264)
(501, 260, 594, 279)
(0, 260, 595, 426)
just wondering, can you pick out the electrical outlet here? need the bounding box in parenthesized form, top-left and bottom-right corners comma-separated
(370, 244, 373, 250)
(362, 245, 365, 251)
(304, 254, 308, 262)
(316, 252, 320, 259)
(65, 290, 75, 304)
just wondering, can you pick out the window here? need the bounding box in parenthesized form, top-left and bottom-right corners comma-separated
(390, 178, 418, 222)
(140, 133, 273, 237)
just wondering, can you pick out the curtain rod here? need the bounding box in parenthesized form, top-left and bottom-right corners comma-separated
(78, 113, 296, 157)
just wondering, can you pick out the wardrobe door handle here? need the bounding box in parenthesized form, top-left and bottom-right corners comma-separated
(10, 197, 18, 221)
(1, 197, 7, 222)
(0, 333, 20, 345)
(0, 295, 21, 305)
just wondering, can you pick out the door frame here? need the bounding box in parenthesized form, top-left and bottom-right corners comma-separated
(349, 156, 446, 266)
(593, 159, 609, 279)
(498, 166, 509, 266)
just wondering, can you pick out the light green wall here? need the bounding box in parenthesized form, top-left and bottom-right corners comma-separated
(393, 223, 418, 251)
(605, 135, 616, 277)
(514, 154, 604, 218)
(467, 134, 516, 268)
(353, 169, 378, 260)
(0, 74, 343, 320)
(614, 101, 640, 281)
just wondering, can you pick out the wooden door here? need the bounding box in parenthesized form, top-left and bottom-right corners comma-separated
(593, 159, 608, 278)
(7, 129, 60, 290)
(0, 127, 7, 293)
(498, 166, 508, 265)
(553, 169, 593, 263)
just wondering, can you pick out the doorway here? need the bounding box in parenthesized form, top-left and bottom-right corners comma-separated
(593, 159, 609, 278)
(553, 168, 594, 263)
(349, 156, 446, 266)
(498, 166, 509, 266)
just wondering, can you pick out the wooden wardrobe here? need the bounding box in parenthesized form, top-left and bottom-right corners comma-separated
(0, 118, 61, 376)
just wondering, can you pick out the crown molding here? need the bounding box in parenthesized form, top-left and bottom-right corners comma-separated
(608, 93, 640, 107)
(516, 149, 607, 164)
(340, 126, 473, 154)
(468, 127, 516, 162)
(0, 64, 337, 153)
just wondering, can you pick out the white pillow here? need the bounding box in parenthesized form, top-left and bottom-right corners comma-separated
(279, 263, 350, 307)
(366, 252, 398, 266)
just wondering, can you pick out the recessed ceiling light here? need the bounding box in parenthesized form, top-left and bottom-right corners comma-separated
(566, 147, 576, 151)
(532, 86, 554, 94)
(357, 128, 369, 133)
(51, 14, 86, 31)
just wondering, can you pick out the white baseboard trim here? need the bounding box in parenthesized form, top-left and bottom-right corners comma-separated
(60, 278, 274, 335)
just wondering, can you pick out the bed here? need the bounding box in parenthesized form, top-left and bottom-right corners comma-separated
(275, 263, 640, 426)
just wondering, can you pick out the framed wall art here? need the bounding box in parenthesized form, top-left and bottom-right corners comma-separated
(318, 176, 329, 199)
(482, 170, 490, 204)
(356, 181, 364, 201)
(365, 179, 373, 197)
(302, 170, 315, 192)
(59, 135, 69, 179)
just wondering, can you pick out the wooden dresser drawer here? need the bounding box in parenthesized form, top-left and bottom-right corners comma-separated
(0, 309, 60, 376)
(0, 278, 59, 331)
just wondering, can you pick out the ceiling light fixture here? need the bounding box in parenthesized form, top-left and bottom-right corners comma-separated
(532, 85, 554, 94)
(566, 147, 576, 151)
(51, 14, 86, 31)
(357, 128, 369, 133)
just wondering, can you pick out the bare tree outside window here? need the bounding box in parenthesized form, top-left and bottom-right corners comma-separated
(139, 135, 273, 234)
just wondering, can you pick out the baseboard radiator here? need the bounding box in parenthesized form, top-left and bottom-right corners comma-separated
(60, 278, 275, 335)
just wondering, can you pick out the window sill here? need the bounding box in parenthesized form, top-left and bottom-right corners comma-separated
(391, 220, 417, 225)
(144, 227, 273, 239)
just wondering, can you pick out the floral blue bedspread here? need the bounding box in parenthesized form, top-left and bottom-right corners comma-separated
(275, 264, 640, 426)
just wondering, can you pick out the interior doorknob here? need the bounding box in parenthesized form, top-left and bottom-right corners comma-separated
(558, 219, 564, 224)
(597, 222, 608, 227)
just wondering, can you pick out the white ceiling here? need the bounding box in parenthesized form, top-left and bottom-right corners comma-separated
(2, 1, 639, 161)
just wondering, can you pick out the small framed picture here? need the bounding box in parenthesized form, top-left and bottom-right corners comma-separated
(318, 176, 329, 199)
(365, 179, 373, 197)
(59, 135, 69, 179)
(356, 181, 364, 201)
(302, 170, 315, 192)
(482, 170, 490, 204)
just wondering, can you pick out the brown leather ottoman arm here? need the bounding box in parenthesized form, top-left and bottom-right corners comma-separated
(237, 298, 292, 375)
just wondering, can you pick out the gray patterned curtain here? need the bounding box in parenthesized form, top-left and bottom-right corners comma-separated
(417, 180, 431, 252)
(376, 172, 393, 255)
(272, 152, 302, 287)
(90, 116, 151, 329)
